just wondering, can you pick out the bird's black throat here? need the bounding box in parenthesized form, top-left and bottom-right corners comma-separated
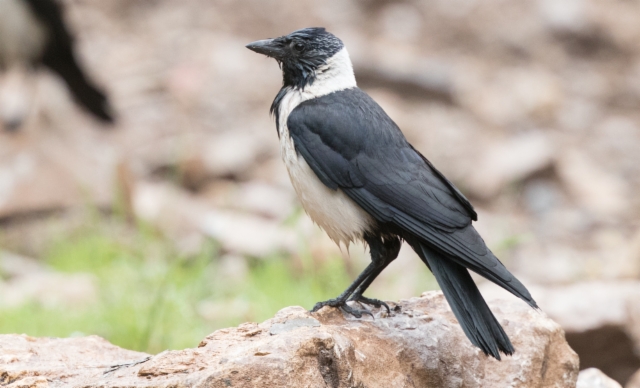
(269, 87, 289, 137)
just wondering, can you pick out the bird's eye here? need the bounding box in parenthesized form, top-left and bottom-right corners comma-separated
(293, 42, 305, 52)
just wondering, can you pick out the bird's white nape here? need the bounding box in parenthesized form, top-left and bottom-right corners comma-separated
(306, 47, 357, 98)
(275, 47, 357, 141)
(276, 47, 358, 148)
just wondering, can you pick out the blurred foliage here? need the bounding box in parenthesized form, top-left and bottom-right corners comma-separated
(0, 219, 354, 354)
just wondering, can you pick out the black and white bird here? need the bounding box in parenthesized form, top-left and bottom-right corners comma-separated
(246, 27, 537, 360)
(0, 0, 113, 130)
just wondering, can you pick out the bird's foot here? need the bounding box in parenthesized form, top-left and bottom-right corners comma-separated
(349, 295, 390, 314)
(311, 298, 374, 319)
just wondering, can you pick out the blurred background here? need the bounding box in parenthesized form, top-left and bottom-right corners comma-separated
(0, 0, 639, 385)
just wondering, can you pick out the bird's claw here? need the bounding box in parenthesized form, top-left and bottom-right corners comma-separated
(311, 298, 374, 319)
(311, 298, 342, 313)
(350, 295, 391, 314)
(341, 303, 374, 319)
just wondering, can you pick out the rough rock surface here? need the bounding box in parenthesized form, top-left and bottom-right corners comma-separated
(0, 292, 578, 387)
(627, 369, 640, 388)
(0, 335, 148, 387)
(577, 368, 623, 388)
(480, 280, 640, 385)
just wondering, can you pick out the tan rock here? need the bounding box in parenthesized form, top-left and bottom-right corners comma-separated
(0, 250, 97, 308)
(557, 149, 628, 219)
(0, 334, 148, 386)
(480, 281, 640, 385)
(0, 271, 97, 308)
(0, 130, 116, 219)
(465, 132, 554, 199)
(201, 181, 295, 221)
(0, 292, 578, 387)
(627, 369, 640, 388)
(577, 368, 623, 388)
(201, 131, 272, 179)
(132, 181, 296, 257)
(528, 281, 640, 334)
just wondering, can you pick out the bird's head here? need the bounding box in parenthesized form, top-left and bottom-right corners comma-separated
(246, 27, 347, 90)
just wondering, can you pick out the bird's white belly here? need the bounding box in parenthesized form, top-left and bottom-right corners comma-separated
(278, 89, 374, 246)
(285, 146, 374, 245)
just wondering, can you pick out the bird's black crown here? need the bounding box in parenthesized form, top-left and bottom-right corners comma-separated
(246, 27, 344, 90)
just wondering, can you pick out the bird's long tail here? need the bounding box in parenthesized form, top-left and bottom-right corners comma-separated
(410, 240, 514, 360)
(42, 47, 114, 123)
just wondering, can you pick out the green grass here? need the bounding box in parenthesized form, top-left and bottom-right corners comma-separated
(0, 220, 353, 354)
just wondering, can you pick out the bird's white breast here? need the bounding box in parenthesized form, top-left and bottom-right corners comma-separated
(277, 48, 375, 246)
(0, 0, 47, 66)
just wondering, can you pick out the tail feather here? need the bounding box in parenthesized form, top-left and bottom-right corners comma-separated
(413, 241, 514, 359)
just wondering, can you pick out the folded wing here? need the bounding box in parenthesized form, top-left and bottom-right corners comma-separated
(287, 88, 535, 307)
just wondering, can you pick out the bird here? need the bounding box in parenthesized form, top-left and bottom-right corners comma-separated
(246, 27, 537, 360)
(0, 0, 114, 130)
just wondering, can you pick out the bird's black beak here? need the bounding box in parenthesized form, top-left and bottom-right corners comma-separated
(245, 39, 284, 59)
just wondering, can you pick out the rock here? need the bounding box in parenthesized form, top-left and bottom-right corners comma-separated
(538, 0, 587, 32)
(197, 209, 296, 257)
(133, 181, 296, 257)
(200, 131, 271, 179)
(459, 68, 563, 127)
(201, 181, 295, 221)
(466, 132, 554, 199)
(0, 292, 578, 387)
(268, 317, 321, 335)
(627, 369, 640, 388)
(480, 281, 640, 385)
(527, 282, 640, 334)
(0, 334, 148, 385)
(0, 250, 41, 278)
(355, 65, 455, 105)
(577, 368, 622, 388)
(557, 149, 628, 219)
(0, 271, 97, 309)
(0, 65, 35, 131)
(0, 130, 116, 220)
(507, 227, 640, 285)
(378, 3, 423, 43)
(0, 250, 97, 308)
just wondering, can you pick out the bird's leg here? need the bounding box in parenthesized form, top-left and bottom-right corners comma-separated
(348, 268, 389, 312)
(310, 235, 401, 318)
(349, 236, 401, 313)
(310, 261, 380, 318)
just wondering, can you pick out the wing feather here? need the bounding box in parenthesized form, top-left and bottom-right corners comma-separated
(288, 88, 474, 231)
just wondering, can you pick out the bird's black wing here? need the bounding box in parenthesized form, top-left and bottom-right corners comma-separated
(287, 88, 535, 306)
(22, 0, 114, 123)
